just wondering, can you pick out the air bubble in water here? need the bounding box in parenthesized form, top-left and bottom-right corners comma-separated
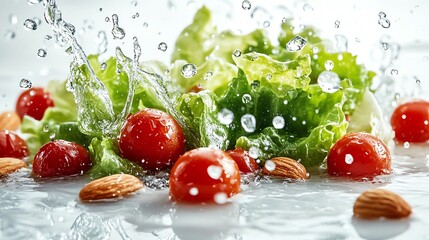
(9, 15, 18, 24)
(37, 48, 47, 58)
(189, 187, 199, 196)
(111, 14, 125, 39)
(204, 71, 213, 80)
(158, 42, 168, 51)
(101, 62, 107, 70)
(214, 192, 228, 204)
(403, 142, 410, 149)
(286, 35, 306, 52)
(264, 160, 276, 171)
(391, 69, 398, 75)
(241, 114, 256, 133)
(242, 0, 251, 10)
(232, 49, 242, 57)
(217, 108, 234, 125)
(249, 147, 260, 159)
(207, 165, 223, 180)
(345, 154, 354, 164)
(325, 60, 334, 71)
(272, 116, 285, 129)
(28, 0, 42, 5)
(317, 71, 341, 93)
(242, 94, 252, 103)
(19, 79, 32, 88)
(181, 63, 197, 78)
(23, 19, 37, 30)
(334, 20, 340, 28)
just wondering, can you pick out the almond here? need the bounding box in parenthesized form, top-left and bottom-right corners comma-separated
(262, 157, 309, 180)
(0, 112, 21, 131)
(79, 174, 144, 202)
(0, 157, 27, 177)
(353, 188, 412, 219)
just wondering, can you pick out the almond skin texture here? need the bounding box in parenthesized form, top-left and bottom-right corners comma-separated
(262, 157, 309, 180)
(353, 189, 412, 219)
(0, 112, 21, 131)
(79, 174, 144, 202)
(0, 157, 26, 177)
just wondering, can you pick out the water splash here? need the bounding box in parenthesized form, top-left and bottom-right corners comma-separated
(111, 14, 126, 39)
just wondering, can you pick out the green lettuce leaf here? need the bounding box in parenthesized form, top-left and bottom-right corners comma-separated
(88, 137, 143, 179)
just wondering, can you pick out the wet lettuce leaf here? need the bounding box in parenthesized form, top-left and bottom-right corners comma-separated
(88, 137, 142, 179)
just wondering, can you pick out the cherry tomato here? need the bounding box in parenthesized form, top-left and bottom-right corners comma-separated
(0, 130, 30, 159)
(327, 132, 391, 177)
(390, 100, 429, 143)
(226, 147, 259, 173)
(118, 108, 186, 171)
(16, 87, 54, 120)
(169, 148, 241, 203)
(32, 140, 91, 178)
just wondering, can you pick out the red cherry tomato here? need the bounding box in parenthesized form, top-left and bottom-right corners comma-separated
(226, 147, 259, 173)
(0, 130, 30, 159)
(327, 132, 391, 177)
(32, 140, 91, 178)
(169, 148, 241, 204)
(118, 108, 186, 171)
(390, 100, 429, 143)
(16, 87, 54, 120)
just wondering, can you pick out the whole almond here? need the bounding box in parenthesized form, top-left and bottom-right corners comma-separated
(262, 157, 309, 180)
(79, 174, 144, 202)
(0, 112, 21, 131)
(353, 188, 412, 219)
(0, 157, 27, 177)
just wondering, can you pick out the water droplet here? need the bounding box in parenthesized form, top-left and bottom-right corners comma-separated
(391, 69, 398, 75)
(241, 114, 256, 133)
(45, 34, 52, 40)
(232, 49, 242, 57)
(19, 79, 32, 88)
(424, 120, 428, 126)
(378, 12, 387, 18)
(325, 60, 334, 71)
(49, 133, 56, 141)
(9, 14, 18, 24)
(111, 14, 125, 39)
(403, 142, 410, 149)
(101, 62, 107, 70)
(248, 147, 260, 159)
(264, 160, 276, 171)
(217, 108, 234, 125)
(207, 165, 223, 180)
(189, 187, 199, 196)
(317, 71, 341, 93)
(158, 42, 168, 51)
(37, 48, 47, 58)
(286, 35, 306, 52)
(204, 71, 213, 80)
(242, 94, 252, 103)
(133, 36, 141, 62)
(345, 154, 354, 164)
(283, 100, 288, 105)
(214, 192, 228, 204)
(282, 17, 287, 23)
(143, 22, 149, 28)
(334, 20, 340, 28)
(242, 0, 251, 10)
(99, 8, 103, 12)
(105, 17, 110, 22)
(266, 74, 272, 80)
(4, 30, 16, 40)
(335, 34, 348, 52)
(23, 19, 37, 30)
(355, 37, 361, 43)
(272, 116, 285, 129)
(131, 0, 138, 7)
(381, 42, 389, 50)
(415, 78, 421, 86)
(43, 125, 49, 132)
(303, 4, 313, 11)
(181, 63, 197, 78)
(64, 23, 76, 35)
(263, 21, 270, 28)
(28, 0, 42, 5)
(378, 18, 391, 28)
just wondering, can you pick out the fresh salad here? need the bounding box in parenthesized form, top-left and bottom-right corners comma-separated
(1, 6, 429, 205)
